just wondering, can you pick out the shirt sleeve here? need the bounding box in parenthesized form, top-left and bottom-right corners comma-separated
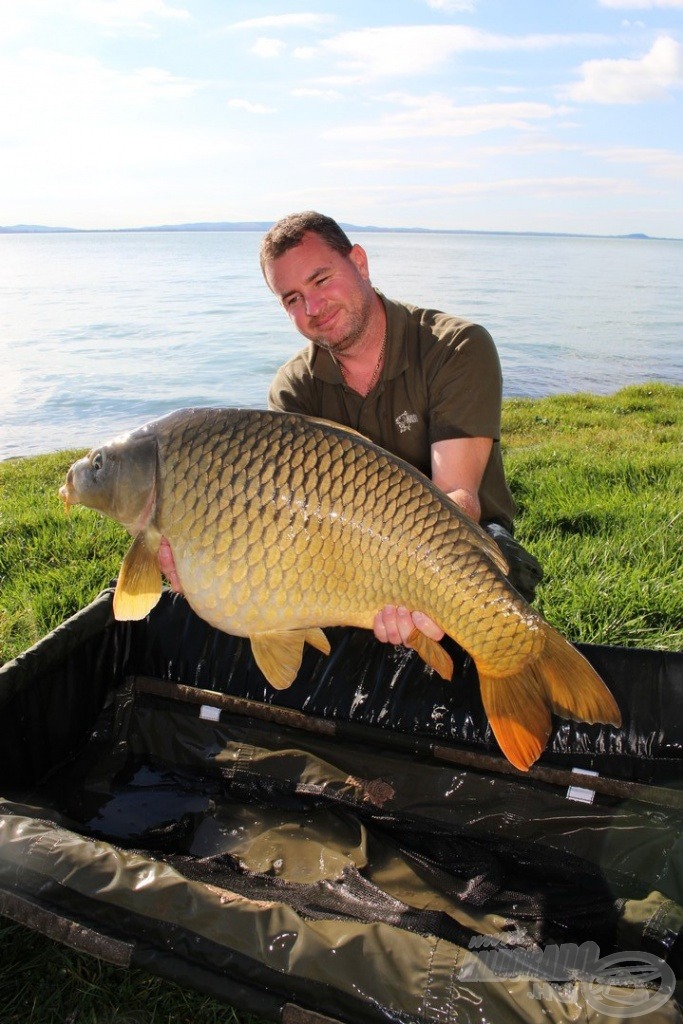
(426, 318, 503, 444)
(268, 355, 319, 415)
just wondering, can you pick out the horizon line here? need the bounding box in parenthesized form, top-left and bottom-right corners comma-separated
(1, 221, 680, 243)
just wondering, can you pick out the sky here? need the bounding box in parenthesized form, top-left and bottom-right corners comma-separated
(1, 0, 682, 236)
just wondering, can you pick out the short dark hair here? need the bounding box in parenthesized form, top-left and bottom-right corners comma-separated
(259, 211, 353, 275)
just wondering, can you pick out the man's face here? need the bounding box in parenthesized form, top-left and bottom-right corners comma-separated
(264, 232, 376, 354)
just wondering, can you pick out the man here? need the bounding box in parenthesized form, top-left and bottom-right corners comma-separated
(159, 211, 542, 650)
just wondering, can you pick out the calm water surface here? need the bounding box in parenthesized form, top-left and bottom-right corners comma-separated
(1, 230, 681, 459)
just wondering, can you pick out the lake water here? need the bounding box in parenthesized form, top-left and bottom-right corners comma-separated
(1, 230, 681, 460)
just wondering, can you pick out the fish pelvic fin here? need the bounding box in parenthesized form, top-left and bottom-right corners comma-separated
(406, 627, 453, 681)
(478, 625, 622, 772)
(304, 627, 332, 657)
(113, 533, 163, 621)
(250, 628, 331, 690)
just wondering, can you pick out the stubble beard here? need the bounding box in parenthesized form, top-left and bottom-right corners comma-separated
(310, 287, 374, 356)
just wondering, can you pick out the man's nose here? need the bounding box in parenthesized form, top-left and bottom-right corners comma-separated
(304, 292, 324, 317)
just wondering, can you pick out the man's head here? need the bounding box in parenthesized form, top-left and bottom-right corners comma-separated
(259, 211, 352, 276)
(259, 212, 380, 355)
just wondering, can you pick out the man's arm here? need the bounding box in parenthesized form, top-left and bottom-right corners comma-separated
(432, 436, 493, 523)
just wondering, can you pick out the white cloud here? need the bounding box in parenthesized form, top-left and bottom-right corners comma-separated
(0, 9, 34, 40)
(590, 145, 683, 178)
(599, 0, 683, 9)
(223, 14, 334, 32)
(324, 93, 561, 141)
(274, 176, 648, 209)
(0, 47, 200, 113)
(0, 48, 204, 175)
(313, 25, 607, 80)
(227, 98, 275, 114)
(251, 37, 286, 59)
(72, 0, 190, 26)
(566, 36, 683, 103)
(0, 48, 238, 226)
(291, 87, 342, 100)
(2, 0, 190, 36)
(323, 156, 471, 170)
(427, 0, 478, 12)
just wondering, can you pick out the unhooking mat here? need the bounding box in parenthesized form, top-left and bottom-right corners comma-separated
(1, 587, 682, 1023)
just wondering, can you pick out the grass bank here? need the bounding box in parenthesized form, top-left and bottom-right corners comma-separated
(0, 382, 681, 1022)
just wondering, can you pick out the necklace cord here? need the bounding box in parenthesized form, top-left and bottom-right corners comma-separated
(339, 336, 386, 394)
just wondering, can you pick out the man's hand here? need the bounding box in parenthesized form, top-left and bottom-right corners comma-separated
(373, 606, 444, 645)
(158, 537, 183, 593)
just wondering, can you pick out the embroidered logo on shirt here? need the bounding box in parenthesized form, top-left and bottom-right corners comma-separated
(395, 411, 419, 433)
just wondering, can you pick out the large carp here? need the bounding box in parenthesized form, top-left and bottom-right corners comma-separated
(59, 407, 621, 771)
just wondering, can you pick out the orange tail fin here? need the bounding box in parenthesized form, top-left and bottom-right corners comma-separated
(478, 625, 622, 772)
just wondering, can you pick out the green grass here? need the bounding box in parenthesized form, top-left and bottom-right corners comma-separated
(0, 921, 248, 1024)
(501, 385, 682, 649)
(0, 382, 681, 1021)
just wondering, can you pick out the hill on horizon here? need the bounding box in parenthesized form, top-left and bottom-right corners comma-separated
(0, 221, 667, 240)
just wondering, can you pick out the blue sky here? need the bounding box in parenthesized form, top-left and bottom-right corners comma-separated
(2, 0, 682, 235)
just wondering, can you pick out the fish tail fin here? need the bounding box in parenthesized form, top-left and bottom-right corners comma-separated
(478, 670, 553, 773)
(478, 625, 622, 772)
(537, 625, 622, 727)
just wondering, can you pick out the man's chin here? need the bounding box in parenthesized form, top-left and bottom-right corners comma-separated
(311, 333, 349, 353)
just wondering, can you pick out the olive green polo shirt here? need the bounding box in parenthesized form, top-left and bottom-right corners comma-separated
(268, 293, 516, 529)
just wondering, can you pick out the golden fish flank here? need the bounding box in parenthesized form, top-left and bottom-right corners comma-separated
(59, 407, 621, 772)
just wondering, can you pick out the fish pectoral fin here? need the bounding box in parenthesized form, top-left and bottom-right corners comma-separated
(478, 670, 552, 772)
(405, 628, 453, 681)
(113, 533, 163, 621)
(250, 628, 331, 690)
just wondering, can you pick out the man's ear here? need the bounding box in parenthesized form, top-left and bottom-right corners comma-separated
(349, 243, 370, 280)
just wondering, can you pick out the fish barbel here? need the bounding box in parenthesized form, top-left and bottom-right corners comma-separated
(59, 407, 621, 771)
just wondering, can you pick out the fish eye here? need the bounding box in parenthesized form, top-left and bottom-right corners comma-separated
(91, 450, 104, 473)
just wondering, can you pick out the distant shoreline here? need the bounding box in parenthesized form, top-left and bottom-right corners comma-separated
(0, 222, 679, 242)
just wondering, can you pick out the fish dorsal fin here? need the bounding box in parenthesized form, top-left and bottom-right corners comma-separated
(468, 520, 509, 576)
(405, 627, 453, 681)
(303, 415, 369, 441)
(113, 533, 163, 621)
(250, 628, 331, 690)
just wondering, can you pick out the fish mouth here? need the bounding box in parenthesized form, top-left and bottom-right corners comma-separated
(59, 468, 78, 508)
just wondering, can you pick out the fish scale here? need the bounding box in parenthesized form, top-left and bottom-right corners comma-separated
(60, 406, 621, 771)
